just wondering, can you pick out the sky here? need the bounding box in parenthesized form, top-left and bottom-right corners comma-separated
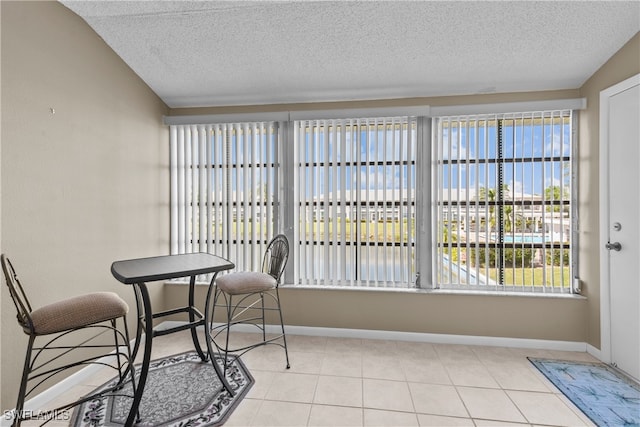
(204, 116, 572, 200)
(440, 117, 572, 196)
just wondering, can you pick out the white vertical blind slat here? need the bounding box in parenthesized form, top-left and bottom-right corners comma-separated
(185, 126, 194, 253)
(241, 123, 248, 269)
(222, 124, 231, 261)
(295, 122, 301, 284)
(311, 121, 318, 284)
(398, 118, 405, 285)
(190, 125, 198, 253)
(198, 125, 207, 252)
(298, 122, 307, 285)
(464, 119, 470, 285)
(331, 120, 338, 282)
(380, 119, 387, 285)
(250, 123, 258, 268)
(170, 126, 179, 255)
(261, 122, 268, 260)
(177, 126, 186, 254)
(447, 118, 453, 286)
(302, 121, 309, 286)
(323, 121, 330, 283)
(339, 121, 347, 285)
(205, 125, 213, 255)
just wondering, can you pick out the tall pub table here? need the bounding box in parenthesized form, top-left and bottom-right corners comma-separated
(111, 252, 234, 426)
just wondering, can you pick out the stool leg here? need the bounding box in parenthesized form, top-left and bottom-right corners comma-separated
(261, 292, 266, 342)
(223, 293, 233, 373)
(275, 288, 290, 369)
(14, 335, 35, 426)
(111, 319, 125, 385)
(121, 315, 138, 405)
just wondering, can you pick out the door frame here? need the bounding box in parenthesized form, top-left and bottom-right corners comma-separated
(598, 73, 640, 363)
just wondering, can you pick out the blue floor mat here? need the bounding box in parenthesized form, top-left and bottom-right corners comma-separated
(529, 358, 640, 427)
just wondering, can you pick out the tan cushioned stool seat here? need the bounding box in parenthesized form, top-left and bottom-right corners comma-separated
(217, 271, 276, 295)
(29, 292, 129, 335)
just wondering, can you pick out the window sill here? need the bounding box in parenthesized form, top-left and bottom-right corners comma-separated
(278, 284, 586, 299)
(164, 279, 586, 299)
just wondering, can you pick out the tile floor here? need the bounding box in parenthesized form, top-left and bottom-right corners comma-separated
(24, 330, 598, 426)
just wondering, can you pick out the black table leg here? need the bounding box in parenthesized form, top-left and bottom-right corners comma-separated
(204, 273, 235, 396)
(125, 283, 153, 427)
(127, 284, 144, 370)
(187, 275, 208, 362)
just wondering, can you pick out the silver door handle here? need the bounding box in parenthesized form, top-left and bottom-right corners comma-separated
(606, 242, 622, 251)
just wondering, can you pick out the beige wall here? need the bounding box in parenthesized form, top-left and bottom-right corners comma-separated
(578, 32, 640, 349)
(0, 0, 4, 410)
(167, 284, 587, 343)
(1, 1, 169, 410)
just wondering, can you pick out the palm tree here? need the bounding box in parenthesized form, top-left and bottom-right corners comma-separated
(477, 185, 513, 233)
(477, 186, 497, 233)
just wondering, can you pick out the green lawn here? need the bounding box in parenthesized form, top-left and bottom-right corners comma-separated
(217, 220, 415, 242)
(302, 220, 415, 242)
(220, 221, 570, 288)
(486, 266, 571, 288)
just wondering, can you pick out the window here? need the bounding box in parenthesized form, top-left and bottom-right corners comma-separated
(434, 110, 576, 293)
(293, 117, 417, 288)
(168, 102, 580, 293)
(169, 115, 419, 288)
(169, 122, 281, 272)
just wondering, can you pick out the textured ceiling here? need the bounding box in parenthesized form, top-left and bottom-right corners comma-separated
(61, 1, 640, 108)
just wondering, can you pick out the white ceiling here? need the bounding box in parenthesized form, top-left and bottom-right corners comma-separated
(61, 1, 640, 108)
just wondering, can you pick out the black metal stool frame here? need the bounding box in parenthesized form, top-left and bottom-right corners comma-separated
(2, 255, 137, 427)
(206, 234, 290, 372)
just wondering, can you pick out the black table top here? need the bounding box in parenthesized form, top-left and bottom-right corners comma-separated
(111, 252, 234, 284)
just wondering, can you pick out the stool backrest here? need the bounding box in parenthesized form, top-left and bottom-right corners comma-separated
(262, 234, 289, 284)
(1, 254, 35, 334)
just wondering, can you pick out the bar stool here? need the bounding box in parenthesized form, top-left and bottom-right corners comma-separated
(1, 254, 136, 426)
(207, 234, 290, 372)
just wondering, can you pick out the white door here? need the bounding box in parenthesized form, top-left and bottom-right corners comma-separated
(600, 74, 640, 382)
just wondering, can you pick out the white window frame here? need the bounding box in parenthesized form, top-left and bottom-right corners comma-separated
(432, 109, 578, 294)
(291, 116, 420, 288)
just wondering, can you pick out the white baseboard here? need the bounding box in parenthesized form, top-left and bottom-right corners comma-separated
(586, 342, 604, 361)
(5, 320, 592, 425)
(165, 319, 587, 352)
(289, 325, 588, 352)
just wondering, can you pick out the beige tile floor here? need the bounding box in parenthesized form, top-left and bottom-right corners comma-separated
(23, 330, 599, 427)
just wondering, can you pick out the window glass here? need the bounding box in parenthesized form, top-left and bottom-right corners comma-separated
(435, 111, 574, 293)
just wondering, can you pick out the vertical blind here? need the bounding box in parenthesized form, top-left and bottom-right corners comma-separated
(168, 103, 577, 291)
(293, 117, 417, 288)
(170, 123, 280, 272)
(434, 111, 574, 293)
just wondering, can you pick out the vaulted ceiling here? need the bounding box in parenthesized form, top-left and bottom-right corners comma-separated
(61, 1, 639, 108)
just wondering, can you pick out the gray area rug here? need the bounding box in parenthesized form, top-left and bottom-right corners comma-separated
(72, 351, 253, 427)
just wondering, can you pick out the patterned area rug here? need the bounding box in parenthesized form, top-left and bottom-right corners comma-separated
(529, 358, 640, 427)
(71, 352, 253, 427)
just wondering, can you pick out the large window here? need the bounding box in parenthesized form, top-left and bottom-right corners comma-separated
(170, 122, 281, 272)
(168, 103, 579, 293)
(293, 117, 417, 287)
(434, 111, 575, 293)
(169, 115, 418, 288)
